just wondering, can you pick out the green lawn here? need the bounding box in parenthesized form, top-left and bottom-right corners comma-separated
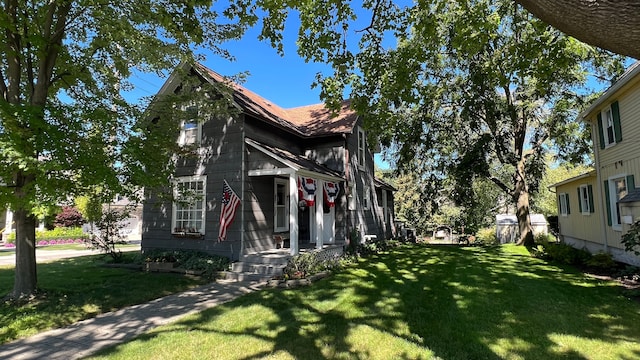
(0, 253, 208, 343)
(87, 244, 640, 360)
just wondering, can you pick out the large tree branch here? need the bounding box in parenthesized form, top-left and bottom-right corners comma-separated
(33, 1, 72, 107)
(488, 175, 512, 195)
(5, 0, 21, 104)
(516, 0, 640, 59)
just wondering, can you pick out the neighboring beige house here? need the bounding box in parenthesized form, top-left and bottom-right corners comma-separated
(551, 62, 640, 267)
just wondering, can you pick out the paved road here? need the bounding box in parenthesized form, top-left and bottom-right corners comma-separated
(0, 245, 141, 266)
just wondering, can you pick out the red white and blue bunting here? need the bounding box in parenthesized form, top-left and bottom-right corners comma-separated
(298, 176, 317, 206)
(324, 181, 340, 207)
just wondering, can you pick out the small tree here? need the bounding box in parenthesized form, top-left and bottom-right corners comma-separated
(90, 207, 131, 262)
(54, 207, 85, 228)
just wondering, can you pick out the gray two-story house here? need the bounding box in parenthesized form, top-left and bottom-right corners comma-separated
(141, 63, 395, 261)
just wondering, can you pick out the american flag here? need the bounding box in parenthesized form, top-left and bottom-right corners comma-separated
(219, 180, 240, 241)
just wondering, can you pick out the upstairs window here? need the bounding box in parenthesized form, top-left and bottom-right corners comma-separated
(597, 101, 621, 149)
(179, 105, 201, 146)
(357, 127, 365, 168)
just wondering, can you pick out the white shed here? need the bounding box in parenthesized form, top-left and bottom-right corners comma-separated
(496, 214, 548, 244)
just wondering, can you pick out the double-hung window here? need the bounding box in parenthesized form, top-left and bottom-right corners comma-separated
(173, 176, 206, 234)
(607, 176, 628, 229)
(357, 127, 365, 168)
(274, 179, 289, 232)
(578, 185, 594, 215)
(179, 104, 201, 146)
(597, 101, 621, 149)
(558, 193, 570, 216)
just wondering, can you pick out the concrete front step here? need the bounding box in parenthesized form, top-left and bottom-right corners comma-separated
(225, 251, 291, 282)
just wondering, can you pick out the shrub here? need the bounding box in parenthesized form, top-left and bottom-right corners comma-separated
(282, 251, 342, 280)
(54, 206, 85, 228)
(89, 207, 130, 262)
(475, 227, 499, 246)
(142, 249, 231, 279)
(621, 220, 640, 256)
(585, 252, 617, 270)
(540, 242, 591, 265)
(5, 227, 88, 243)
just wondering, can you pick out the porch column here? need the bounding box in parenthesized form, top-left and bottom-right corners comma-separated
(289, 173, 299, 255)
(316, 178, 324, 249)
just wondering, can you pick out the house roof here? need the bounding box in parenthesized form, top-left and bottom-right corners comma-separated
(193, 63, 358, 138)
(548, 170, 596, 189)
(581, 61, 640, 120)
(245, 138, 344, 181)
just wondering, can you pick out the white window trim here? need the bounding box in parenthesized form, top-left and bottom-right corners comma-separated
(601, 106, 617, 148)
(559, 193, 568, 217)
(172, 175, 207, 234)
(579, 185, 590, 215)
(274, 178, 289, 232)
(357, 127, 366, 169)
(178, 104, 202, 146)
(608, 175, 627, 231)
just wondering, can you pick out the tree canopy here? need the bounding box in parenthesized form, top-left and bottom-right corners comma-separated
(236, 0, 626, 245)
(0, 0, 248, 300)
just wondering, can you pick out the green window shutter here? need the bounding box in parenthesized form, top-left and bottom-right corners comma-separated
(604, 180, 612, 226)
(565, 193, 570, 214)
(612, 101, 622, 143)
(597, 112, 606, 149)
(577, 188, 582, 213)
(627, 174, 635, 191)
(588, 185, 595, 213)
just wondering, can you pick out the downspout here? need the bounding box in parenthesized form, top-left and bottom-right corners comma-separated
(592, 121, 609, 253)
(240, 124, 246, 259)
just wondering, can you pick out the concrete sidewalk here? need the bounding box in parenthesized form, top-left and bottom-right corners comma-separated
(0, 280, 264, 359)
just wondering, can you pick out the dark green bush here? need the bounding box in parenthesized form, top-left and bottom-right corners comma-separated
(585, 252, 616, 270)
(621, 220, 640, 256)
(540, 242, 591, 265)
(282, 251, 343, 280)
(142, 249, 231, 278)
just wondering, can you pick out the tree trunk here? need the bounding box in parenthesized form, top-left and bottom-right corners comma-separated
(10, 172, 38, 300)
(12, 208, 38, 299)
(514, 161, 535, 248)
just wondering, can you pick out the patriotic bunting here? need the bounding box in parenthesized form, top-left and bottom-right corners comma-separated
(324, 181, 340, 207)
(298, 176, 317, 206)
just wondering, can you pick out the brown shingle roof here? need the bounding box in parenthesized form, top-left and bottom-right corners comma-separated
(194, 63, 357, 137)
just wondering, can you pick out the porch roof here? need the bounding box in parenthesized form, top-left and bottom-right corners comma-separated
(374, 177, 396, 192)
(245, 138, 344, 182)
(620, 188, 640, 203)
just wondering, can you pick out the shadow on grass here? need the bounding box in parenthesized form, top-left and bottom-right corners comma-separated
(92, 245, 640, 359)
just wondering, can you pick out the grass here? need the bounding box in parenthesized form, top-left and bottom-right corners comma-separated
(0, 252, 208, 344)
(87, 244, 640, 360)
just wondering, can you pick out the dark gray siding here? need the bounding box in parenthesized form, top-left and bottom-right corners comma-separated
(345, 119, 387, 240)
(142, 113, 245, 261)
